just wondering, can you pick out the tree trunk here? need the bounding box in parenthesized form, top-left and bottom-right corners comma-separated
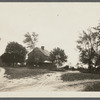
(88, 60, 92, 73)
(13, 62, 15, 67)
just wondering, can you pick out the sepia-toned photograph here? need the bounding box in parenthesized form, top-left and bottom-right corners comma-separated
(0, 2, 100, 97)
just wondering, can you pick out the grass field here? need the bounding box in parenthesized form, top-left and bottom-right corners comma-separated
(61, 72, 100, 91)
(4, 67, 50, 79)
(83, 81, 100, 91)
(61, 72, 100, 81)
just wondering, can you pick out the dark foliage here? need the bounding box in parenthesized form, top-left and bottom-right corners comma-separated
(49, 47, 67, 66)
(77, 28, 100, 73)
(1, 42, 27, 66)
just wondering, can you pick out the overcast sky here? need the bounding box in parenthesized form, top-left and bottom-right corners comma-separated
(0, 3, 100, 66)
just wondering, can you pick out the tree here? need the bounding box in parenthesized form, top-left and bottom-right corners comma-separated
(1, 53, 11, 66)
(2, 42, 27, 66)
(49, 47, 67, 68)
(92, 24, 100, 67)
(77, 28, 100, 72)
(23, 32, 38, 51)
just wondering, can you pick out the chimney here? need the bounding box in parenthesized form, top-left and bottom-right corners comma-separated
(41, 46, 44, 50)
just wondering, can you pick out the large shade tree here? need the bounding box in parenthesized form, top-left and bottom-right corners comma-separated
(49, 47, 67, 68)
(1, 42, 27, 66)
(93, 24, 100, 67)
(77, 28, 100, 72)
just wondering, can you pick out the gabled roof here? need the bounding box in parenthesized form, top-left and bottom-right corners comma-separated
(38, 47, 50, 57)
(28, 47, 50, 57)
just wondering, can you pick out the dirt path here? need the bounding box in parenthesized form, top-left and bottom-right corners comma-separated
(0, 71, 63, 91)
(0, 69, 100, 92)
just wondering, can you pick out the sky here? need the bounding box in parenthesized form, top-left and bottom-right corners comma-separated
(0, 3, 100, 66)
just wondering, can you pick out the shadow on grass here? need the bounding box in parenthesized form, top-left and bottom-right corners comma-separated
(4, 67, 50, 79)
(61, 73, 100, 82)
(83, 81, 100, 91)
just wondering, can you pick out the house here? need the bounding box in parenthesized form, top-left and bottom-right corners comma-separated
(27, 46, 55, 69)
(28, 46, 50, 62)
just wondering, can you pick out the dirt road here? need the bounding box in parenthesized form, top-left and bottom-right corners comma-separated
(0, 68, 100, 92)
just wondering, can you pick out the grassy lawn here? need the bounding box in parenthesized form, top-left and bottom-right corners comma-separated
(83, 81, 100, 91)
(61, 72, 100, 82)
(4, 67, 50, 79)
